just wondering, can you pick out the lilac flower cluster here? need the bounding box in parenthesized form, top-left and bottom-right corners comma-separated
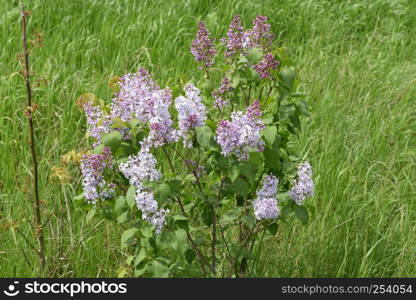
(119, 142, 168, 233)
(253, 174, 280, 220)
(83, 102, 111, 146)
(212, 77, 233, 110)
(221, 15, 244, 58)
(252, 53, 280, 79)
(135, 189, 169, 234)
(289, 162, 314, 205)
(175, 85, 207, 147)
(242, 15, 275, 50)
(119, 147, 161, 187)
(215, 100, 265, 160)
(111, 68, 178, 147)
(191, 22, 217, 69)
(80, 146, 113, 203)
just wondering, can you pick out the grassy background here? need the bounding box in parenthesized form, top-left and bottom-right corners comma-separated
(1, 0, 415, 277)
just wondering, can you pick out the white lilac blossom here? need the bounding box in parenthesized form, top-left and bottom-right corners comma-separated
(80, 146, 113, 203)
(83, 102, 111, 146)
(135, 189, 169, 234)
(119, 146, 161, 188)
(119, 143, 168, 233)
(253, 174, 280, 220)
(111, 68, 178, 147)
(175, 85, 207, 147)
(289, 162, 314, 205)
(215, 100, 265, 160)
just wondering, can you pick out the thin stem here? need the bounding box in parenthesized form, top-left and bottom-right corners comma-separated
(20, 3, 46, 273)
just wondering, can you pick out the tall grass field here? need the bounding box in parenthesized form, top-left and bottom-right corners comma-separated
(1, 0, 415, 277)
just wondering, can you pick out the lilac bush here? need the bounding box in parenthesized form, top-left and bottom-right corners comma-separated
(76, 15, 314, 278)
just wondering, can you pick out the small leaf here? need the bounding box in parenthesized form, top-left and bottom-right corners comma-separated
(267, 223, 278, 236)
(185, 248, 195, 264)
(228, 165, 240, 182)
(195, 126, 215, 149)
(294, 205, 309, 225)
(233, 178, 248, 197)
(126, 185, 136, 209)
(242, 215, 256, 229)
(134, 248, 146, 267)
(121, 228, 138, 247)
(155, 183, 171, 204)
(148, 261, 170, 278)
(114, 196, 126, 214)
(86, 207, 96, 223)
(262, 126, 277, 146)
(102, 131, 122, 152)
(117, 211, 129, 224)
(246, 47, 263, 64)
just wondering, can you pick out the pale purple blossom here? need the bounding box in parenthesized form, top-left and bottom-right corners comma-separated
(242, 15, 275, 50)
(80, 146, 113, 203)
(221, 15, 244, 58)
(191, 22, 217, 69)
(119, 146, 161, 187)
(253, 174, 280, 220)
(215, 100, 265, 160)
(111, 68, 178, 147)
(83, 102, 111, 146)
(175, 85, 206, 147)
(252, 53, 280, 79)
(212, 77, 233, 109)
(135, 189, 169, 234)
(289, 162, 314, 205)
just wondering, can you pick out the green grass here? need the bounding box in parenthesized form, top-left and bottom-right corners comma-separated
(1, 0, 415, 277)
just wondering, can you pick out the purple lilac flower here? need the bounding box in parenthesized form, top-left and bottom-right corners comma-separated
(175, 85, 207, 147)
(111, 68, 178, 147)
(252, 53, 280, 79)
(221, 15, 244, 58)
(253, 174, 280, 220)
(242, 15, 275, 50)
(289, 162, 314, 205)
(212, 77, 233, 109)
(80, 146, 113, 203)
(191, 22, 217, 69)
(119, 146, 161, 188)
(83, 102, 111, 146)
(215, 100, 265, 160)
(135, 189, 169, 234)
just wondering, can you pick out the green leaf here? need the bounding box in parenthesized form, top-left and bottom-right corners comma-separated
(117, 211, 129, 224)
(242, 215, 256, 229)
(121, 228, 138, 247)
(126, 185, 136, 209)
(102, 131, 122, 152)
(195, 126, 214, 149)
(267, 223, 278, 236)
(148, 261, 169, 278)
(294, 205, 309, 225)
(228, 165, 240, 182)
(86, 207, 96, 223)
(246, 47, 263, 64)
(264, 139, 281, 172)
(241, 163, 257, 184)
(114, 196, 126, 214)
(134, 248, 146, 267)
(262, 126, 278, 146)
(279, 68, 296, 91)
(154, 183, 171, 204)
(233, 178, 248, 197)
(185, 248, 196, 264)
